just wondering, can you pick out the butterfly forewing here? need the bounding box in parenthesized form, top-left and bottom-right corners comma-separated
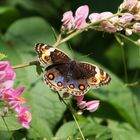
(35, 43, 71, 65)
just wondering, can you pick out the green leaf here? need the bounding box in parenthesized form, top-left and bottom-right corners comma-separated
(0, 6, 19, 30)
(0, 116, 22, 131)
(105, 42, 122, 71)
(55, 121, 112, 140)
(36, 65, 43, 75)
(108, 120, 140, 140)
(0, 131, 12, 140)
(55, 121, 76, 139)
(27, 117, 53, 139)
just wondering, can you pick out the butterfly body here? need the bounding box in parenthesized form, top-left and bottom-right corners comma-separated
(35, 43, 111, 96)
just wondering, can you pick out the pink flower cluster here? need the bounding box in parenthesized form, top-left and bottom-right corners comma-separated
(61, 5, 89, 30)
(74, 95, 100, 113)
(61, 1, 140, 35)
(0, 61, 31, 129)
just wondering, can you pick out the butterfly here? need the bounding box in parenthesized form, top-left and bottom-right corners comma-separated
(35, 43, 111, 96)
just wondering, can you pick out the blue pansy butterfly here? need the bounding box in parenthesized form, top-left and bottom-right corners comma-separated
(35, 43, 111, 96)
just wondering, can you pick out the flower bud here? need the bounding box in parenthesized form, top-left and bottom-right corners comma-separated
(89, 13, 100, 23)
(119, 0, 138, 12)
(101, 21, 117, 33)
(125, 28, 132, 36)
(137, 39, 140, 45)
(133, 22, 140, 32)
(100, 12, 113, 19)
(119, 13, 134, 25)
(134, 13, 140, 20)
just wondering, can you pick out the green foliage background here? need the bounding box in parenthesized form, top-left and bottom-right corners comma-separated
(0, 0, 140, 140)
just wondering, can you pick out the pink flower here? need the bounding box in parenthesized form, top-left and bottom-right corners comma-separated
(0, 61, 16, 91)
(0, 61, 9, 71)
(119, 13, 134, 25)
(99, 12, 113, 19)
(74, 95, 84, 103)
(134, 13, 140, 20)
(2, 87, 25, 102)
(133, 22, 140, 32)
(89, 11, 119, 33)
(0, 61, 32, 129)
(61, 11, 74, 30)
(1, 86, 25, 111)
(61, 5, 89, 30)
(17, 106, 32, 129)
(74, 5, 89, 29)
(100, 21, 117, 33)
(77, 101, 86, 109)
(86, 100, 100, 112)
(119, 0, 138, 11)
(89, 12, 118, 23)
(89, 13, 100, 23)
(74, 95, 100, 112)
(9, 96, 26, 111)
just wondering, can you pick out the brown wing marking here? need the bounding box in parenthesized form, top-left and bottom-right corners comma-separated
(79, 62, 111, 88)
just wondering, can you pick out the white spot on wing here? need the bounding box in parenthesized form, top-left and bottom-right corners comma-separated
(45, 48, 55, 56)
(95, 66, 100, 79)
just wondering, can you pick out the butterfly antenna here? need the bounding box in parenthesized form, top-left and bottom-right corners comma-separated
(51, 26, 57, 41)
(67, 43, 75, 59)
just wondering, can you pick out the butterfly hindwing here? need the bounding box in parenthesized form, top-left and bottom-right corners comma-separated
(43, 62, 90, 96)
(78, 62, 111, 88)
(43, 65, 66, 92)
(35, 43, 71, 65)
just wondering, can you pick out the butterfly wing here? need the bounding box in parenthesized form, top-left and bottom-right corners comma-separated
(43, 62, 90, 96)
(78, 62, 111, 88)
(43, 64, 66, 92)
(66, 78, 90, 96)
(35, 43, 111, 96)
(35, 43, 71, 65)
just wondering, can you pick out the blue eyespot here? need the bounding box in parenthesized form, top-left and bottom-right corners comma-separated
(54, 76, 64, 85)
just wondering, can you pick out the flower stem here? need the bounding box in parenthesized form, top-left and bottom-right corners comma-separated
(115, 34, 128, 82)
(56, 92, 85, 140)
(1, 116, 15, 140)
(12, 60, 40, 69)
(117, 33, 140, 47)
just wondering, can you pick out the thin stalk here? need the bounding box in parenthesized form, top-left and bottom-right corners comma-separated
(115, 34, 128, 82)
(117, 33, 140, 47)
(56, 92, 85, 140)
(12, 60, 40, 69)
(71, 113, 85, 140)
(2, 117, 15, 140)
(121, 43, 128, 83)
